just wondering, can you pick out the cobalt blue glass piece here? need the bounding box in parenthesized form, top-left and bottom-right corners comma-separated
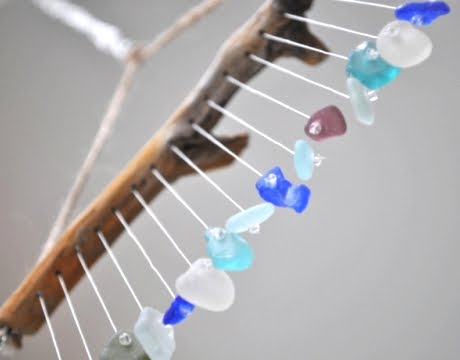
(256, 167, 293, 207)
(255, 166, 311, 213)
(395, 1, 450, 26)
(285, 184, 311, 214)
(162, 296, 195, 326)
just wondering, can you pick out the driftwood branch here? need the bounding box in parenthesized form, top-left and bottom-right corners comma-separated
(0, 0, 327, 348)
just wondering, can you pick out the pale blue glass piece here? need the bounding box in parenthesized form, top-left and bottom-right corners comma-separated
(346, 77, 375, 126)
(133, 307, 175, 360)
(346, 40, 401, 90)
(225, 203, 275, 233)
(294, 140, 314, 181)
(205, 228, 253, 271)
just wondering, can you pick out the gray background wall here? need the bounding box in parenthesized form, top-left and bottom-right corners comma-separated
(0, 0, 459, 359)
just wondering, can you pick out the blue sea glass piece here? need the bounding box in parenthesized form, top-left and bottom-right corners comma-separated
(225, 203, 275, 233)
(294, 140, 315, 181)
(163, 296, 195, 326)
(346, 40, 401, 90)
(255, 166, 311, 213)
(395, 1, 450, 25)
(134, 307, 175, 360)
(205, 228, 253, 271)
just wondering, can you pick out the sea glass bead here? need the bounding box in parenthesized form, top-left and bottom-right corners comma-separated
(395, 1, 450, 25)
(175, 258, 235, 312)
(163, 296, 195, 326)
(100, 331, 149, 360)
(346, 40, 401, 90)
(377, 20, 432, 68)
(225, 203, 275, 233)
(294, 140, 315, 181)
(205, 228, 253, 271)
(346, 77, 375, 126)
(133, 307, 175, 360)
(305, 105, 347, 141)
(256, 166, 311, 213)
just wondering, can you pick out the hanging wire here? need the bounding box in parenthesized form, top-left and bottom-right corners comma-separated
(132, 188, 193, 267)
(331, 0, 396, 10)
(284, 14, 378, 39)
(226, 75, 310, 119)
(114, 209, 175, 298)
(191, 123, 263, 177)
(37, 294, 63, 360)
(170, 145, 245, 211)
(57, 273, 93, 360)
(75, 249, 117, 333)
(207, 100, 294, 155)
(263, 33, 349, 60)
(249, 54, 350, 99)
(96, 230, 143, 310)
(151, 169, 209, 230)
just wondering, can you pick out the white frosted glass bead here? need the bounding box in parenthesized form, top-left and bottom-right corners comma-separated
(133, 307, 175, 360)
(175, 258, 235, 312)
(377, 20, 432, 68)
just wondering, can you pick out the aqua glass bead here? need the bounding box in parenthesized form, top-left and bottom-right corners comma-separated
(205, 228, 253, 271)
(162, 296, 195, 326)
(346, 77, 375, 126)
(294, 140, 314, 181)
(395, 1, 450, 25)
(346, 40, 401, 90)
(256, 166, 311, 213)
(225, 203, 275, 233)
(175, 258, 235, 312)
(134, 307, 175, 360)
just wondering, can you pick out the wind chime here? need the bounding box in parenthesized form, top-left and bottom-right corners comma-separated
(0, 0, 451, 359)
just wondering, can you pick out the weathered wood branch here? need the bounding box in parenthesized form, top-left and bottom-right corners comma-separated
(0, 0, 327, 348)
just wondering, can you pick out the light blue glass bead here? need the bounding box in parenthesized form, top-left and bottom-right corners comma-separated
(346, 77, 375, 126)
(134, 307, 175, 360)
(346, 40, 401, 90)
(294, 140, 314, 181)
(225, 203, 275, 233)
(205, 228, 253, 271)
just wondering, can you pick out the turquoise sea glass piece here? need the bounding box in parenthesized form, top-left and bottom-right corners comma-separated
(225, 203, 275, 233)
(294, 140, 314, 181)
(205, 228, 253, 271)
(100, 331, 149, 360)
(346, 77, 375, 126)
(346, 40, 401, 90)
(133, 307, 175, 360)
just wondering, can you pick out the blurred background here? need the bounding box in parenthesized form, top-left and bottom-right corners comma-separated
(0, 0, 459, 359)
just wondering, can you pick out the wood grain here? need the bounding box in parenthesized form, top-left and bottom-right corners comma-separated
(0, 0, 327, 347)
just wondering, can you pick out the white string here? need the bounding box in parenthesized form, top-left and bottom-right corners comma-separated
(284, 14, 378, 39)
(226, 75, 311, 119)
(97, 230, 143, 310)
(31, 0, 133, 60)
(37, 294, 62, 360)
(249, 54, 350, 99)
(263, 33, 349, 60)
(208, 100, 295, 155)
(151, 169, 209, 230)
(76, 250, 117, 333)
(192, 123, 263, 177)
(331, 0, 396, 10)
(132, 188, 193, 267)
(114, 210, 175, 298)
(57, 274, 93, 360)
(170, 145, 245, 211)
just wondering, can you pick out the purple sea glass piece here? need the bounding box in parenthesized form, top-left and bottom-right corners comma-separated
(305, 105, 347, 141)
(255, 166, 311, 213)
